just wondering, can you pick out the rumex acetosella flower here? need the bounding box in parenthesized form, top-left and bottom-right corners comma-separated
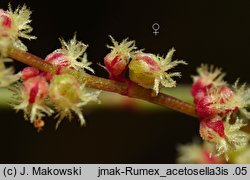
(45, 36, 100, 129)
(14, 68, 101, 130)
(49, 74, 101, 129)
(0, 4, 36, 54)
(45, 35, 94, 73)
(103, 37, 186, 95)
(191, 64, 250, 160)
(11, 35, 101, 131)
(0, 5, 36, 87)
(129, 48, 187, 95)
(199, 115, 248, 159)
(104, 36, 137, 81)
(191, 64, 226, 97)
(13, 75, 53, 124)
(177, 140, 225, 164)
(210, 80, 250, 118)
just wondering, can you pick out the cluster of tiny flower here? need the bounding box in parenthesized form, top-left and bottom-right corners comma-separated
(4, 4, 249, 160)
(191, 64, 250, 160)
(104, 36, 187, 95)
(0, 5, 100, 131)
(0, 4, 35, 87)
(0, 4, 188, 131)
(14, 35, 101, 130)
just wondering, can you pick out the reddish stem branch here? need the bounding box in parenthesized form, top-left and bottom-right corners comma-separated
(7, 47, 250, 133)
(8, 47, 197, 117)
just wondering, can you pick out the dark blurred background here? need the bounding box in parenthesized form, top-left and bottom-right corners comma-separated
(0, 0, 250, 163)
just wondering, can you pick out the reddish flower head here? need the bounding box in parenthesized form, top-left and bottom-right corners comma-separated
(0, 5, 36, 87)
(0, 5, 36, 54)
(177, 140, 226, 164)
(199, 117, 225, 142)
(45, 35, 94, 74)
(195, 95, 216, 118)
(13, 76, 53, 123)
(129, 48, 187, 95)
(104, 36, 136, 81)
(45, 51, 70, 67)
(192, 64, 249, 160)
(21, 67, 40, 81)
(0, 10, 12, 36)
(23, 76, 49, 104)
(191, 64, 226, 97)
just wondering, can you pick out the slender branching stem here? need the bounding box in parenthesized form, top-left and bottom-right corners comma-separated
(8, 47, 197, 117)
(7, 47, 250, 133)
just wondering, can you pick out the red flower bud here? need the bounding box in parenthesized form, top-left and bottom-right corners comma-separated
(45, 51, 70, 67)
(218, 86, 234, 103)
(21, 67, 40, 80)
(199, 117, 225, 142)
(191, 79, 207, 96)
(104, 36, 136, 82)
(195, 95, 215, 118)
(0, 10, 12, 28)
(129, 49, 186, 95)
(104, 53, 128, 81)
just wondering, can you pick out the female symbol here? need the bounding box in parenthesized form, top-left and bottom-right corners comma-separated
(152, 23, 160, 36)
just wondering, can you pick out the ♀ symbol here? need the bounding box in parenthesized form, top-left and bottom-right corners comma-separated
(152, 23, 160, 36)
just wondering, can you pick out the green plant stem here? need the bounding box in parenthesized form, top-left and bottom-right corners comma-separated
(8, 47, 197, 117)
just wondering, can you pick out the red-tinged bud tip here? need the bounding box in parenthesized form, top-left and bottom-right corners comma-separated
(200, 117, 225, 142)
(135, 53, 161, 72)
(0, 10, 12, 29)
(191, 79, 206, 96)
(195, 96, 215, 118)
(45, 51, 70, 67)
(104, 53, 128, 81)
(218, 86, 234, 102)
(21, 67, 40, 80)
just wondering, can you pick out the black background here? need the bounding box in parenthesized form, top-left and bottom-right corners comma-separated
(0, 0, 249, 163)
